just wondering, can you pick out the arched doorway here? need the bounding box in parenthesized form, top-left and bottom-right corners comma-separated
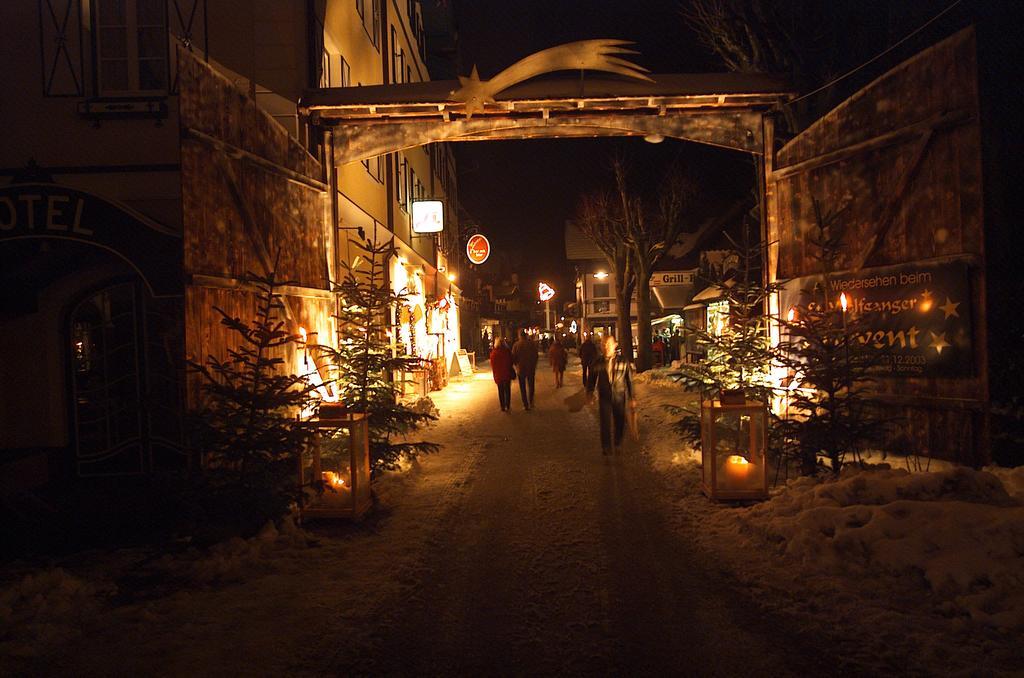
(67, 277, 185, 477)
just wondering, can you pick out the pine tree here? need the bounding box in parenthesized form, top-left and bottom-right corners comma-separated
(677, 220, 780, 402)
(188, 270, 318, 538)
(316, 237, 439, 474)
(778, 200, 887, 475)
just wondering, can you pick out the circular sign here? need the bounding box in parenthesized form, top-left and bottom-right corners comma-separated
(466, 234, 491, 265)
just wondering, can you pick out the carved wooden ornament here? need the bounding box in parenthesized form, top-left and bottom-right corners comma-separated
(450, 39, 653, 117)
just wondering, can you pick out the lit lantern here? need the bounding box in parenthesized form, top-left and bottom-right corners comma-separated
(300, 408, 372, 520)
(700, 398, 769, 501)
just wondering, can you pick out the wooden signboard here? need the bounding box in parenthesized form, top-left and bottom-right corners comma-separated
(780, 260, 972, 378)
(451, 348, 473, 376)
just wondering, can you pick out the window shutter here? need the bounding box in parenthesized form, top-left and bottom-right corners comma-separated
(39, 0, 84, 96)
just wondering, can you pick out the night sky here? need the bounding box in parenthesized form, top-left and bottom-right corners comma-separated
(451, 0, 729, 300)
(446, 0, 1005, 305)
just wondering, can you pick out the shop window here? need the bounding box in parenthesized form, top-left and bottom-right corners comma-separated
(94, 0, 168, 95)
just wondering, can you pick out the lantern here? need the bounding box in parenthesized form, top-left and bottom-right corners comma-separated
(700, 399, 769, 501)
(300, 409, 372, 520)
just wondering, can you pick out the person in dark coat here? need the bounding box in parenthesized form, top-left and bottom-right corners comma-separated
(489, 337, 514, 412)
(548, 339, 568, 388)
(511, 330, 539, 410)
(586, 335, 635, 454)
(578, 336, 598, 389)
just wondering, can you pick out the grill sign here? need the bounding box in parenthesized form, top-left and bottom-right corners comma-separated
(466, 233, 490, 265)
(780, 260, 972, 378)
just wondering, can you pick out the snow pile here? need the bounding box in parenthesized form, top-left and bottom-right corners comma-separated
(408, 396, 440, 419)
(0, 568, 112, 658)
(631, 366, 677, 384)
(735, 466, 1024, 630)
(131, 518, 313, 590)
(985, 464, 1024, 500)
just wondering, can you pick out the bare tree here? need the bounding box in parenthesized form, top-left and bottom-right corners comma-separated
(574, 190, 636, 360)
(682, 0, 841, 131)
(612, 158, 694, 372)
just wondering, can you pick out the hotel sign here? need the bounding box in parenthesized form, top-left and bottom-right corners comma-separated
(780, 260, 972, 378)
(0, 183, 183, 296)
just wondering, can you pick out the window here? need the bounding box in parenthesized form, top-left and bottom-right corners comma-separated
(390, 27, 398, 82)
(593, 283, 611, 299)
(361, 154, 384, 183)
(338, 55, 351, 87)
(370, 0, 381, 49)
(94, 0, 168, 95)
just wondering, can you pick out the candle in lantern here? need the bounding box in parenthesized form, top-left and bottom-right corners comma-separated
(724, 454, 752, 485)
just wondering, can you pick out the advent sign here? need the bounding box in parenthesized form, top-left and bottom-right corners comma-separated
(780, 260, 972, 378)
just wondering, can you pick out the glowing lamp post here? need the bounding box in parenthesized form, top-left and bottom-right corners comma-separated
(700, 398, 769, 501)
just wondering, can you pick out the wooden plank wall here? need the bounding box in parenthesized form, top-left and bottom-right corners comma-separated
(178, 50, 334, 405)
(767, 28, 988, 464)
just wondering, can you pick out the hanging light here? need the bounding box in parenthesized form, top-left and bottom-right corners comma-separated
(786, 307, 797, 323)
(644, 133, 665, 144)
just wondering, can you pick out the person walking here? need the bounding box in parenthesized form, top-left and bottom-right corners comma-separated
(511, 329, 539, 410)
(586, 334, 636, 454)
(548, 339, 567, 388)
(578, 335, 598, 389)
(489, 337, 514, 412)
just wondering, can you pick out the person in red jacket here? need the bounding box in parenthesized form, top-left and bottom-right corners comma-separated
(548, 339, 567, 388)
(489, 337, 514, 412)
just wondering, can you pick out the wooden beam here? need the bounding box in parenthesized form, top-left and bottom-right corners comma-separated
(190, 273, 332, 298)
(770, 109, 970, 180)
(183, 126, 328, 193)
(331, 110, 765, 162)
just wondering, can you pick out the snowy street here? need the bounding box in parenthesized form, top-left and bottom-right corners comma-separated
(2, 360, 1022, 676)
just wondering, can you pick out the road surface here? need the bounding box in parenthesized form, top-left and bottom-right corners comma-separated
(335, 364, 828, 676)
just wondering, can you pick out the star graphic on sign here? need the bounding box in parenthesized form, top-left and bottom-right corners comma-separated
(929, 331, 951, 355)
(939, 297, 960, 319)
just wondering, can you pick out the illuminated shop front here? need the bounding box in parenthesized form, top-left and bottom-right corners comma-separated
(390, 255, 431, 360)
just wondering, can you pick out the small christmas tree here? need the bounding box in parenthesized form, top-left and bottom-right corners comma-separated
(778, 200, 887, 475)
(677, 220, 780, 402)
(316, 237, 439, 474)
(188, 270, 318, 538)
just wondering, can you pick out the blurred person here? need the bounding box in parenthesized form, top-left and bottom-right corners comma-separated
(586, 335, 636, 454)
(578, 335, 598, 389)
(548, 339, 567, 388)
(489, 337, 514, 412)
(511, 329, 539, 410)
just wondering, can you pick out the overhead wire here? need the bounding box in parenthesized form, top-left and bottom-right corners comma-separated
(786, 0, 963, 106)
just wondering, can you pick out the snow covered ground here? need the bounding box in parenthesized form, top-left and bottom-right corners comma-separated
(635, 370, 1024, 675)
(1, 360, 1022, 676)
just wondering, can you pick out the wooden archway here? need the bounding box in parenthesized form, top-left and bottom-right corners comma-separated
(300, 72, 793, 160)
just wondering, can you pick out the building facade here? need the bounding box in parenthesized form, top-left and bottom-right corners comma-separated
(0, 0, 464, 509)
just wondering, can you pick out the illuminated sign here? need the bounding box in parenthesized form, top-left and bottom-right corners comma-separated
(466, 233, 491, 265)
(570, 320, 578, 333)
(538, 282, 555, 302)
(412, 199, 444, 233)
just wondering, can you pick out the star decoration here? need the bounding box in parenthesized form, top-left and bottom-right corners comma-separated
(939, 297, 960, 319)
(929, 331, 951, 355)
